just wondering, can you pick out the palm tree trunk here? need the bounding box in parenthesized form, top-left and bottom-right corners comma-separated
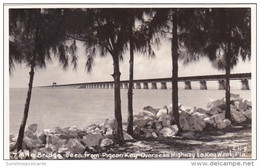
(171, 10, 180, 130)
(225, 41, 231, 120)
(11, 54, 36, 151)
(112, 54, 124, 144)
(127, 24, 134, 136)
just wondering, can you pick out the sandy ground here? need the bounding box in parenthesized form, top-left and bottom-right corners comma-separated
(102, 124, 252, 159)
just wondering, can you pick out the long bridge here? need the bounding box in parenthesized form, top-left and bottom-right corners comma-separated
(44, 73, 251, 90)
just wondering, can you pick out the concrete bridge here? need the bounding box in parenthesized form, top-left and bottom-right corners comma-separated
(44, 73, 251, 90)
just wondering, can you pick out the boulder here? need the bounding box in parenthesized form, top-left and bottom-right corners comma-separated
(58, 147, 70, 154)
(100, 138, 114, 147)
(159, 125, 178, 138)
(156, 107, 169, 118)
(210, 106, 223, 115)
(223, 119, 231, 127)
(158, 115, 172, 127)
(187, 113, 206, 132)
(230, 93, 243, 102)
(133, 116, 148, 128)
(234, 100, 248, 111)
(46, 134, 66, 151)
(197, 108, 210, 115)
(36, 130, 46, 144)
(67, 138, 85, 154)
(23, 136, 43, 149)
(243, 108, 252, 119)
(231, 105, 247, 123)
(81, 133, 104, 147)
(180, 105, 192, 112)
(244, 99, 252, 107)
(143, 106, 159, 115)
(203, 117, 216, 127)
(207, 99, 225, 110)
(27, 123, 38, 133)
(179, 116, 190, 131)
(133, 127, 141, 136)
(151, 132, 158, 138)
(216, 120, 228, 129)
(212, 113, 225, 122)
(123, 131, 134, 141)
(139, 110, 156, 118)
(155, 121, 163, 131)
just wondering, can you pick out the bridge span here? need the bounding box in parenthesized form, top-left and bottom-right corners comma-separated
(41, 73, 251, 90)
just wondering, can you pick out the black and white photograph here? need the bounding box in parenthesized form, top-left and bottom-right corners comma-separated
(2, 3, 257, 164)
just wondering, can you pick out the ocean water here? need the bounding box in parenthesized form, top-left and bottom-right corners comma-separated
(9, 88, 251, 134)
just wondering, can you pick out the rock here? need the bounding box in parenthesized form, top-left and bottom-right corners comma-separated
(27, 123, 38, 133)
(67, 138, 85, 154)
(155, 122, 163, 131)
(245, 99, 252, 107)
(46, 134, 66, 151)
(189, 107, 198, 114)
(133, 116, 147, 128)
(23, 136, 43, 149)
(36, 130, 46, 144)
(234, 100, 248, 111)
(104, 127, 114, 138)
(10, 134, 17, 142)
(100, 138, 114, 147)
(180, 105, 192, 112)
(139, 110, 156, 118)
(159, 126, 178, 138)
(143, 106, 159, 115)
(151, 132, 158, 138)
(187, 113, 206, 132)
(203, 117, 216, 127)
(216, 120, 227, 129)
(158, 115, 172, 127)
(231, 105, 247, 123)
(230, 93, 243, 102)
(156, 107, 169, 118)
(133, 127, 141, 136)
(210, 106, 223, 115)
(223, 119, 231, 127)
(197, 108, 210, 115)
(81, 133, 104, 147)
(58, 147, 70, 154)
(212, 113, 225, 122)
(207, 99, 225, 110)
(123, 131, 134, 141)
(179, 116, 190, 131)
(243, 108, 252, 119)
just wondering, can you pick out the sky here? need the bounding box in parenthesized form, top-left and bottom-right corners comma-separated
(9, 40, 251, 88)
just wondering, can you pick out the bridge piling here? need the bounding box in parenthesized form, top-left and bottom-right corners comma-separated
(110, 83, 113, 89)
(143, 82, 149, 89)
(241, 79, 250, 90)
(151, 82, 157, 89)
(136, 83, 141, 89)
(218, 80, 226, 90)
(124, 83, 129, 89)
(184, 80, 192, 90)
(200, 80, 207, 90)
(161, 82, 167, 89)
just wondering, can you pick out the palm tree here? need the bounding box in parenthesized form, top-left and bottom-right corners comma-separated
(10, 9, 77, 151)
(147, 8, 207, 130)
(64, 9, 131, 144)
(126, 9, 156, 135)
(202, 8, 251, 119)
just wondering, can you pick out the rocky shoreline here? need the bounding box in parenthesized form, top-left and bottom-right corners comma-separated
(9, 93, 252, 160)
